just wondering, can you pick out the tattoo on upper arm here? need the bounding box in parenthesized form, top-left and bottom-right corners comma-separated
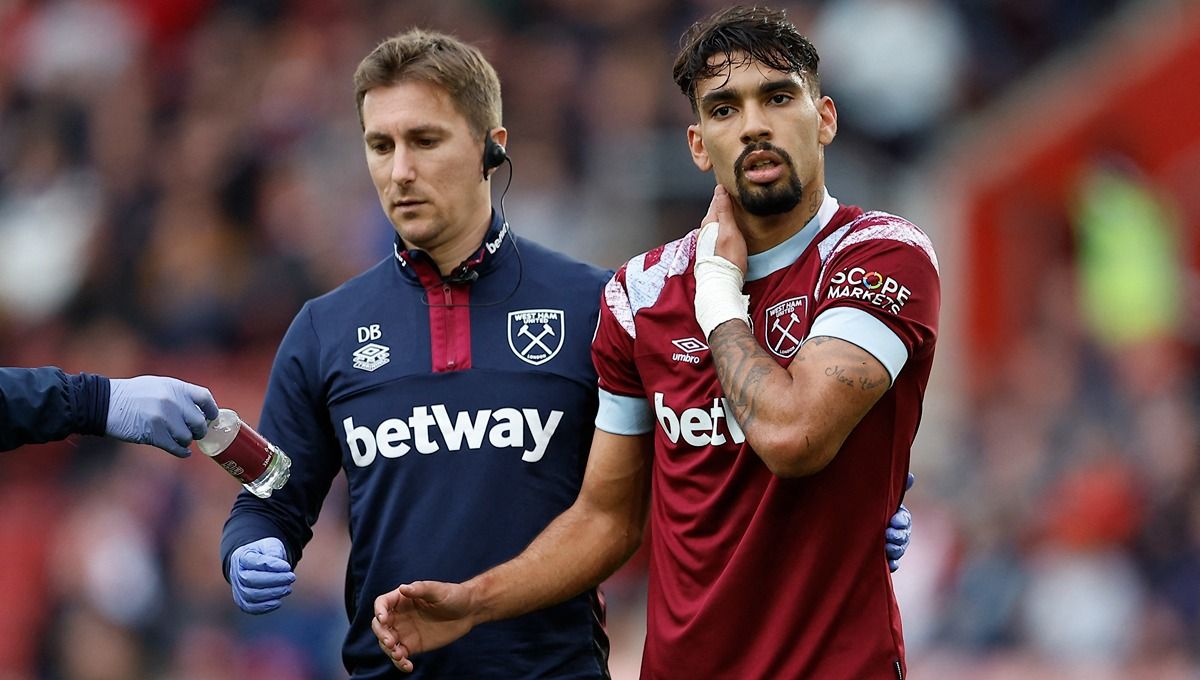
(709, 328, 887, 430)
(824, 365, 855, 388)
(826, 363, 888, 392)
(859, 374, 886, 391)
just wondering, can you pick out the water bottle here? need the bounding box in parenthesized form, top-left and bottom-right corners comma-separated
(196, 408, 292, 498)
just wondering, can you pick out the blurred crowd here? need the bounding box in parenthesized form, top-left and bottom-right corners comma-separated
(2, 0, 1196, 679)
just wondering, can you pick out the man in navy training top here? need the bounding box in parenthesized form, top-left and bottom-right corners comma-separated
(373, 7, 933, 680)
(221, 27, 913, 679)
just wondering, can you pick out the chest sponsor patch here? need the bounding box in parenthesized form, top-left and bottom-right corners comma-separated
(764, 296, 808, 358)
(508, 309, 565, 366)
(352, 342, 391, 372)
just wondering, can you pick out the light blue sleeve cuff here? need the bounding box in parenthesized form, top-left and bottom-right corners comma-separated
(595, 388, 654, 435)
(806, 307, 908, 385)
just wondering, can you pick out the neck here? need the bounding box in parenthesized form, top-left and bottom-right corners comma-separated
(413, 204, 494, 275)
(737, 184, 826, 255)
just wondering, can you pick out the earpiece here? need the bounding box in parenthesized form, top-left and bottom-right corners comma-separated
(423, 132, 520, 305)
(482, 134, 507, 178)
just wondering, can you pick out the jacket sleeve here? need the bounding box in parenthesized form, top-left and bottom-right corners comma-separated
(0, 367, 110, 451)
(219, 304, 342, 576)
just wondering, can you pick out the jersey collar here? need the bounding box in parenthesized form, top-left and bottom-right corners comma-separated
(392, 211, 512, 286)
(745, 188, 839, 282)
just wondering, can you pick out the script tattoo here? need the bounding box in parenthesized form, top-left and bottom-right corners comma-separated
(824, 365, 856, 388)
(859, 375, 886, 391)
(805, 189, 822, 215)
(811, 337, 886, 392)
(709, 321, 778, 431)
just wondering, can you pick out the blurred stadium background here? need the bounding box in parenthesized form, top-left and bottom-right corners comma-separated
(2, 0, 1199, 678)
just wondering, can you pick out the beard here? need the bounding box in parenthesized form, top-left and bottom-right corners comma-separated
(733, 142, 804, 216)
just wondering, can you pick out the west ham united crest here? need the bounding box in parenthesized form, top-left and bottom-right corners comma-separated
(508, 309, 564, 366)
(764, 296, 807, 358)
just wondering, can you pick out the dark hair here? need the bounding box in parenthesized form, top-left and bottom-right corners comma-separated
(352, 29, 501, 134)
(672, 5, 820, 115)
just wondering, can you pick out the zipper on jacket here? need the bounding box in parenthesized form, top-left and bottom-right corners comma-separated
(442, 284, 456, 369)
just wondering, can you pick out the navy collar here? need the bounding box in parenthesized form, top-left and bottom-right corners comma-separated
(393, 211, 512, 285)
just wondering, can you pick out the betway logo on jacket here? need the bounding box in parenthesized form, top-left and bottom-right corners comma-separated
(343, 405, 563, 466)
(654, 392, 746, 447)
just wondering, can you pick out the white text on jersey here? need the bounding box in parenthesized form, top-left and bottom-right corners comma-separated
(343, 406, 563, 466)
(654, 392, 746, 447)
(826, 266, 911, 315)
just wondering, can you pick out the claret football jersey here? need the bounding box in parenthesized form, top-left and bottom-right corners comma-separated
(592, 189, 940, 679)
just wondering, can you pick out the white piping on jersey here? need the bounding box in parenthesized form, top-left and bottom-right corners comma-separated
(817, 224, 853, 263)
(831, 213, 939, 273)
(745, 188, 840, 282)
(813, 211, 939, 304)
(605, 234, 695, 339)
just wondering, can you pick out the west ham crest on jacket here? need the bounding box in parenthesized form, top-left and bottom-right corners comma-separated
(508, 309, 564, 366)
(765, 296, 807, 358)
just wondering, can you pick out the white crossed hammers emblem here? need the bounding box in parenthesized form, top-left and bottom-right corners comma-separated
(518, 322, 556, 356)
(770, 311, 802, 355)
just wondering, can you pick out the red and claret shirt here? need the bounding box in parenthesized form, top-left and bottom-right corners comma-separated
(592, 189, 940, 680)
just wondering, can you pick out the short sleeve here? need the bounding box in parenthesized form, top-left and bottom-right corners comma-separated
(811, 215, 940, 374)
(591, 269, 653, 434)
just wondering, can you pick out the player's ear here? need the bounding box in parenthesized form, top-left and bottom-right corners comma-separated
(688, 124, 712, 172)
(817, 95, 837, 146)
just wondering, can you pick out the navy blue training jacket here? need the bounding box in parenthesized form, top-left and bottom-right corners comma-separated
(221, 213, 613, 679)
(0, 367, 109, 450)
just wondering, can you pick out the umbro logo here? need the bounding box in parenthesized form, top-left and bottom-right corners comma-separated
(670, 337, 707, 365)
(353, 343, 391, 372)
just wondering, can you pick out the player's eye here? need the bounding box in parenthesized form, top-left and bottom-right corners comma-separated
(769, 93, 792, 105)
(710, 105, 733, 119)
(415, 137, 438, 149)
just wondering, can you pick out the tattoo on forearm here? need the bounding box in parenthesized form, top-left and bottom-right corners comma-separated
(708, 321, 778, 431)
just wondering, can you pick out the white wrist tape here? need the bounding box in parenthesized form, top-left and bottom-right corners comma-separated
(694, 222, 750, 339)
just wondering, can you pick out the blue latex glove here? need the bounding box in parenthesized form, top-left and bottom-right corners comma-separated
(229, 537, 296, 614)
(886, 472, 915, 573)
(105, 376, 219, 457)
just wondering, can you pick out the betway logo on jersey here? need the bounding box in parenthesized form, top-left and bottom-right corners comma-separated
(654, 392, 746, 447)
(343, 405, 562, 467)
(827, 266, 911, 314)
(485, 221, 510, 254)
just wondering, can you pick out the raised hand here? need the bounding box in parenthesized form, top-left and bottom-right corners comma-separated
(695, 185, 751, 339)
